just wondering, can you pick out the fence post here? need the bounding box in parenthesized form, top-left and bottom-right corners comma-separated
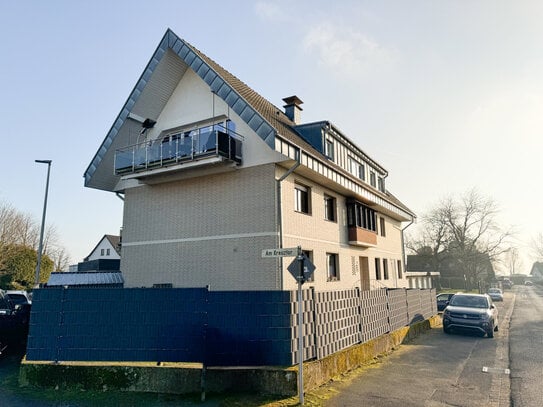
(55, 287, 66, 363)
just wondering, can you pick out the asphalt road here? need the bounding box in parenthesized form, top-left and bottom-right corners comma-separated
(509, 284, 543, 407)
(321, 292, 513, 407)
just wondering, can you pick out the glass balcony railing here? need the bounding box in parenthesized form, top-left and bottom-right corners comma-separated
(114, 126, 242, 175)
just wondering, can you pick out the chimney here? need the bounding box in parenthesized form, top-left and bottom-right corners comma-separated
(282, 95, 303, 124)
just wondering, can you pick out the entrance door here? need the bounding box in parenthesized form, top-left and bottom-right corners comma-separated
(360, 256, 370, 291)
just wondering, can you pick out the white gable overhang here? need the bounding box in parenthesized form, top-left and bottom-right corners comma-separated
(84, 29, 277, 191)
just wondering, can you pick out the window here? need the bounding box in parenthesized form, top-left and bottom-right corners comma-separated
(348, 157, 365, 181)
(397, 260, 403, 279)
(294, 183, 310, 214)
(379, 217, 386, 237)
(346, 200, 376, 232)
(324, 195, 336, 222)
(303, 250, 314, 282)
(106, 248, 111, 256)
(359, 163, 365, 181)
(375, 258, 381, 280)
(100, 249, 104, 256)
(378, 177, 385, 193)
(325, 139, 334, 160)
(383, 259, 389, 280)
(370, 171, 376, 187)
(327, 253, 339, 281)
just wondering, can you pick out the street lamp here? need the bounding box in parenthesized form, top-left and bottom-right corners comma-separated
(35, 159, 52, 287)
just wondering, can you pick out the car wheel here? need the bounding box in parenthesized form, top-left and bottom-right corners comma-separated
(487, 323, 494, 338)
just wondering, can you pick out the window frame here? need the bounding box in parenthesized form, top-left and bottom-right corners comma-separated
(325, 139, 335, 160)
(324, 194, 337, 222)
(383, 258, 389, 280)
(375, 258, 381, 280)
(327, 253, 340, 281)
(294, 183, 311, 214)
(379, 216, 386, 237)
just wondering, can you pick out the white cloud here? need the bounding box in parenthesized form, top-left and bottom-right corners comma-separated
(254, 1, 290, 22)
(303, 22, 396, 79)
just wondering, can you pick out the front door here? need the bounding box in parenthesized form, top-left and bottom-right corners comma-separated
(360, 256, 370, 291)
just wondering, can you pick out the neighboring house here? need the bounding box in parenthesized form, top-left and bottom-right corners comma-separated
(84, 234, 121, 261)
(53, 235, 123, 288)
(83, 29, 416, 291)
(530, 262, 543, 281)
(405, 255, 440, 288)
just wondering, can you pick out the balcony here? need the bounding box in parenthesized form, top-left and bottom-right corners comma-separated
(114, 127, 242, 176)
(348, 226, 377, 247)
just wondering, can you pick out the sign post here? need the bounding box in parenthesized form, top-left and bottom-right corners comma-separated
(296, 246, 304, 405)
(263, 245, 315, 405)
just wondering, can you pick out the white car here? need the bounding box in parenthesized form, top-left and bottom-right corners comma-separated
(487, 288, 503, 302)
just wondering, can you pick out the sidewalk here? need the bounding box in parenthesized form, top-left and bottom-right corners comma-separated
(307, 295, 513, 407)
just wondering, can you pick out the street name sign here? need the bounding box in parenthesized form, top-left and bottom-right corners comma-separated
(261, 247, 298, 258)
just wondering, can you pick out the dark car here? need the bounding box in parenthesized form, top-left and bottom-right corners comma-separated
(442, 293, 498, 338)
(502, 279, 512, 289)
(0, 290, 30, 354)
(436, 293, 455, 312)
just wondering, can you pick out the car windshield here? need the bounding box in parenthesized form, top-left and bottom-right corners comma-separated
(449, 295, 488, 308)
(7, 294, 28, 305)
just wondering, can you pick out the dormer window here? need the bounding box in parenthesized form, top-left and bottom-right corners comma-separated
(325, 139, 334, 161)
(378, 177, 385, 193)
(370, 171, 376, 187)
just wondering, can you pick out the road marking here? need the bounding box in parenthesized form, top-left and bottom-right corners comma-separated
(482, 366, 510, 375)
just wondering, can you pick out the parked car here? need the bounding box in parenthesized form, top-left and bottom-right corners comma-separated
(5, 290, 32, 306)
(502, 279, 512, 289)
(487, 288, 503, 302)
(524, 280, 534, 286)
(442, 293, 499, 338)
(0, 290, 30, 354)
(436, 293, 456, 312)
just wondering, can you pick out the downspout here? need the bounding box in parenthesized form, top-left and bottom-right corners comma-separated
(276, 148, 301, 289)
(401, 216, 415, 286)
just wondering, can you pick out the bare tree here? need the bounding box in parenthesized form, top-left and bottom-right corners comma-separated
(504, 247, 522, 276)
(406, 189, 514, 288)
(531, 233, 543, 261)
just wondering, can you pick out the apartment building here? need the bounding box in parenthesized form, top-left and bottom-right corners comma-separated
(84, 29, 415, 291)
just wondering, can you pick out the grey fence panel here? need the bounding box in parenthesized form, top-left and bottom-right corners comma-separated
(406, 289, 424, 324)
(360, 289, 389, 343)
(313, 289, 361, 360)
(387, 289, 409, 331)
(290, 288, 316, 364)
(420, 288, 437, 319)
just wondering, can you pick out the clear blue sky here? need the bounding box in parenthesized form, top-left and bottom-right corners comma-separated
(1, 1, 542, 272)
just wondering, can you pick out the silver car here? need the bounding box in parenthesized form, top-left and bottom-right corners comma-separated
(487, 288, 503, 302)
(442, 293, 499, 338)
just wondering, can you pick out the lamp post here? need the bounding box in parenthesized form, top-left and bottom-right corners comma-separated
(35, 159, 52, 287)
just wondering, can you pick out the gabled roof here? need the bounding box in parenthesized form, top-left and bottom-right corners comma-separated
(84, 29, 414, 219)
(84, 29, 308, 188)
(84, 234, 121, 261)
